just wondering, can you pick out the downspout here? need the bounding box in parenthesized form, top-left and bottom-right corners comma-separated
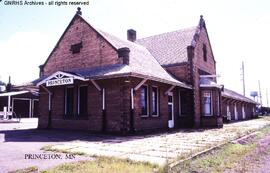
(102, 88, 106, 132)
(41, 85, 52, 129)
(130, 88, 135, 133)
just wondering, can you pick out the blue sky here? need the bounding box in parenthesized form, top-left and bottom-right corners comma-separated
(0, 0, 270, 105)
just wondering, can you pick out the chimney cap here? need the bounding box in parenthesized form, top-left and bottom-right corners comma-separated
(77, 7, 82, 15)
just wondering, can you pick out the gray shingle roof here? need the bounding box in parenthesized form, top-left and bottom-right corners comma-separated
(136, 26, 198, 66)
(33, 15, 192, 89)
(96, 29, 192, 88)
(222, 88, 258, 104)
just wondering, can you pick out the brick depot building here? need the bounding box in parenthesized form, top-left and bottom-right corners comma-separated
(35, 8, 257, 134)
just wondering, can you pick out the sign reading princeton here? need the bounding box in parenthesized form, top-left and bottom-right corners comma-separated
(46, 78, 74, 87)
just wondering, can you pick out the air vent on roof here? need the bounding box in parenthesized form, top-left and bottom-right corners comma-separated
(118, 47, 130, 65)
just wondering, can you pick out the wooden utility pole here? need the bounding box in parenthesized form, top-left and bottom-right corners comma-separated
(258, 80, 262, 106)
(266, 88, 269, 107)
(241, 61, 246, 96)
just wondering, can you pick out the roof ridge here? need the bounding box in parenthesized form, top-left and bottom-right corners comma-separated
(137, 25, 198, 41)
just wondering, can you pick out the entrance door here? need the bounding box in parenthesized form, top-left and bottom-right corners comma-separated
(168, 92, 174, 128)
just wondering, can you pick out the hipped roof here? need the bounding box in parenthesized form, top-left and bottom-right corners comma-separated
(137, 26, 198, 66)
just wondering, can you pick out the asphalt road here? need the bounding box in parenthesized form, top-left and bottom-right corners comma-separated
(0, 119, 97, 173)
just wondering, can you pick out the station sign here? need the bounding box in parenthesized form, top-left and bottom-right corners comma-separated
(46, 77, 74, 87)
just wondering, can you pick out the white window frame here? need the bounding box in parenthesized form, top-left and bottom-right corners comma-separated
(168, 92, 174, 128)
(151, 86, 159, 117)
(234, 103, 238, 120)
(140, 85, 149, 117)
(242, 105, 246, 119)
(203, 91, 213, 116)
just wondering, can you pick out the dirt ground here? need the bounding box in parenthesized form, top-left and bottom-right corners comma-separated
(226, 132, 270, 173)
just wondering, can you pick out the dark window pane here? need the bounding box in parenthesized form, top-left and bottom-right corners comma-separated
(168, 104, 173, 120)
(203, 44, 207, 62)
(66, 87, 74, 116)
(168, 95, 173, 103)
(152, 87, 158, 115)
(140, 86, 148, 115)
(79, 86, 87, 116)
(203, 92, 212, 115)
(180, 91, 189, 115)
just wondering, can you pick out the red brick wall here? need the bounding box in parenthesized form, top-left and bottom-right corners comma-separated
(164, 63, 191, 84)
(193, 28, 217, 127)
(193, 28, 216, 75)
(43, 15, 119, 76)
(132, 78, 168, 131)
(38, 88, 49, 128)
(131, 77, 194, 132)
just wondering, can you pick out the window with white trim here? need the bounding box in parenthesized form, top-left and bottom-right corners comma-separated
(151, 86, 159, 116)
(140, 85, 149, 116)
(203, 91, 212, 116)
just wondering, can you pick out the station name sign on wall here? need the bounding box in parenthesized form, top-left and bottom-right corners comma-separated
(46, 78, 74, 87)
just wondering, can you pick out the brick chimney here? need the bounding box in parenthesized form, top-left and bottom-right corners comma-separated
(118, 47, 130, 65)
(39, 64, 44, 77)
(127, 29, 136, 42)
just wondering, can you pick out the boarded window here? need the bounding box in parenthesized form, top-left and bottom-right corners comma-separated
(203, 44, 207, 62)
(70, 42, 83, 54)
(140, 85, 148, 116)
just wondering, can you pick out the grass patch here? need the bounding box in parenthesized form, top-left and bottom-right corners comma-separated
(171, 125, 270, 173)
(41, 156, 164, 173)
(171, 143, 255, 173)
(9, 166, 38, 173)
(41, 145, 85, 156)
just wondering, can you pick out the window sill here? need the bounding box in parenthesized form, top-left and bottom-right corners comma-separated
(63, 115, 89, 120)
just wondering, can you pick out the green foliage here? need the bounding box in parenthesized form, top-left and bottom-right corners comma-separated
(41, 157, 164, 173)
(9, 166, 38, 173)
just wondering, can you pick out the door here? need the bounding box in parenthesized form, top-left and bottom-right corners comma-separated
(168, 92, 174, 128)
